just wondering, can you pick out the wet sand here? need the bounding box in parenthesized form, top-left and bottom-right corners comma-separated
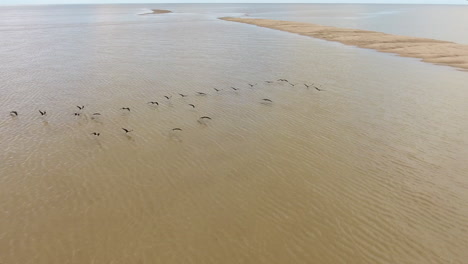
(220, 17, 468, 72)
(141, 9, 172, 15)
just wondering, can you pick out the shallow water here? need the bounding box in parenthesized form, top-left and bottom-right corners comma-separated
(1, 4, 468, 264)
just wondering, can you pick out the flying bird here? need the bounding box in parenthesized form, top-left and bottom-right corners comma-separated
(188, 104, 195, 108)
(39, 110, 46, 116)
(10, 111, 18, 116)
(148, 101, 159, 105)
(164, 95, 172, 100)
(196, 92, 207, 96)
(121, 107, 130, 111)
(93, 113, 101, 115)
(76, 105, 84, 110)
(172, 128, 182, 131)
(314, 86, 324, 91)
(122, 128, 133, 133)
(200, 116, 212, 120)
(179, 93, 188, 97)
(262, 99, 273, 102)
(91, 132, 100, 136)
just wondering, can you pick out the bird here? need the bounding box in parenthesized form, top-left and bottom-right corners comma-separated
(10, 111, 18, 116)
(314, 86, 324, 91)
(91, 132, 100, 136)
(39, 110, 46, 116)
(76, 105, 84, 110)
(121, 107, 130, 111)
(304, 84, 311, 88)
(164, 95, 171, 100)
(262, 99, 273, 102)
(122, 128, 133, 133)
(74, 113, 80, 116)
(148, 101, 159, 105)
(196, 92, 207, 96)
(188, 104, 195, 108)
(248, 83, 257, 88)
(213, 88, 221, 92)
(93, 113, 101, 115)
(172, 128, 182, 131)
(200, 116, 212, 120)
(230, 87, 239, 91)
(277, 79, 288, 82)
(179, 93, 188, 97)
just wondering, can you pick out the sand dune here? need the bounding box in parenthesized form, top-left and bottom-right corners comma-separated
(220, 17, 468, 72)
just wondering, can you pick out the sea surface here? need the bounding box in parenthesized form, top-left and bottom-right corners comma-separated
(1, 4, 468, 264)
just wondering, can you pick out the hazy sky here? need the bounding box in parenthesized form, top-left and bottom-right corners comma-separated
(1, 0, 466, 5)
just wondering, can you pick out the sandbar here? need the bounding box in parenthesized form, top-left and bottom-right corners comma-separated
(141, 9, 172, 15)
(220, 17, 468, 72)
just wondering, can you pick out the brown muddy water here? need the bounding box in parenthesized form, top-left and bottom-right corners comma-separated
(1, 4, 468, 264)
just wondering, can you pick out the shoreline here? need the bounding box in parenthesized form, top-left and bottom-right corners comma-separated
(140, 9, 172, 15)
(220, 17, 468, 72)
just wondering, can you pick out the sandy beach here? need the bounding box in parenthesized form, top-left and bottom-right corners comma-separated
(220, 17, 468, 71)
(141, 9, 172, 15)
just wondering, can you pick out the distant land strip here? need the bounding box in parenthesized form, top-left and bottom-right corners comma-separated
(141, 9, 172, 15)
(220, 17, 468, 72)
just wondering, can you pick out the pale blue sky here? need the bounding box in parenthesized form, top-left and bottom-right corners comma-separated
(1, 0, 465, 5)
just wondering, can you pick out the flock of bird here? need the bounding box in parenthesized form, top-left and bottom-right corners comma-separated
(7, 79, 324, 137)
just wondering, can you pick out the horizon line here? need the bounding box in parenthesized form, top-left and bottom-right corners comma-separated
(1, 2, 467, 6)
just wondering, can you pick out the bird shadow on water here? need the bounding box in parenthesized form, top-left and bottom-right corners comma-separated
(168, 132, 183, 142)
(91, 117, 104, 125)
(92, 138, 104, 149)
(124, 134, 135, 142)
(76, 115, 89, 126)
(166, 102, 174, 108)
(147, 105, 160, 111)
(197, 120, 208, 127)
